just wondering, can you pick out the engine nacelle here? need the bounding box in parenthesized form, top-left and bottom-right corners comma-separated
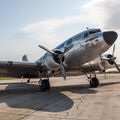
(106, 54, 115, 65)
(52, 50, 65, 64)
(101, 54, 114, 65)
(43, 50, 65, 71)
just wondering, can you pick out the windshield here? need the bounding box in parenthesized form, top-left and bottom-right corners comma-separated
(89, 29, 101, 34)
(84, 29, 101, 38)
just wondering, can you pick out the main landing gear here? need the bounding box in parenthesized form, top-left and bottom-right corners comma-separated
(89, 77, 99, 88)
(85, 72, 99, 88)
(27, 78, 30, 83)
(38, 74, 50, 91)
(39, 79, 50, 91)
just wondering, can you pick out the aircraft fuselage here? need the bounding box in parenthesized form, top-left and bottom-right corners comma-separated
(37, 29, 117, 75)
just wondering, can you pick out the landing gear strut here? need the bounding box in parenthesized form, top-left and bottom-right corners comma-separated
(38, 71, 50, 91)
(85, 72, 99, 88)
(27, 78, 30, 83)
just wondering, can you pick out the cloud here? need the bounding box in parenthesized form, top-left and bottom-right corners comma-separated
(83, 0, 120, 30)
(21, 0, 120, 43)
(20, 0, 120, 61)
(82, 0, 120, 62)
(20, 15, 86, 49)
(21, 16, 83, 33)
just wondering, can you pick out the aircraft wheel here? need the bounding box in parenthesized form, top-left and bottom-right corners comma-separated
(90, 77, 99, 88)
(39, 79, 50, 91)
(27, 79, 30, 83)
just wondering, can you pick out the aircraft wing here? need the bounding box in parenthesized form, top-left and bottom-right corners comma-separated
(80, 60, 120, 73)
(0, 59, 119, 78)
(52, 60, 120, 77)
(0, 61, 38, 78)
(80, 62, 101, 73)
(51, 63, 101, 77)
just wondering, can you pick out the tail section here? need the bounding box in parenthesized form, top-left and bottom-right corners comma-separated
(22, 54, 28, 62)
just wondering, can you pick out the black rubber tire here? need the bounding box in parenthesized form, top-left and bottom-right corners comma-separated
(90, 77, 99, 88)
(27, 79, 30, 83)
(39, 79, 50, 91)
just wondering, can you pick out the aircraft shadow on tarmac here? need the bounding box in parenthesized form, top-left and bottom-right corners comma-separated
(0, 80, 120, 112)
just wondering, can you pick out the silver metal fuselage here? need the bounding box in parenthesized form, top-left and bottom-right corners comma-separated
(36, 29, 110, 75)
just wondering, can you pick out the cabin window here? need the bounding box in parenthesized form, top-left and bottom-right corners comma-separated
(84, 32, 89, 38)
(75, 35, 82, 40)
(57, 43, 65, 49)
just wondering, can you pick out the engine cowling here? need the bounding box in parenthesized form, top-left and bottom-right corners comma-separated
(52, 50, 65, 64)
(43, 50, 65, 72)
(107, 54, 115, 65)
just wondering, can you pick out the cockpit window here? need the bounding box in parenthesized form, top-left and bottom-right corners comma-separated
(84, 29, 101, 38)
(89, 29, 101, 34)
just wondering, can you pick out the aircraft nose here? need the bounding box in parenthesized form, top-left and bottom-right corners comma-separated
(103, 31, 118, 46)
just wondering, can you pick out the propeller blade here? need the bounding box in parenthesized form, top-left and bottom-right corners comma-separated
(112, 44, 116, 56)
(100, 54, 102, 61)
(114, 61, 120, 72)
(58, 44, 74, 59)
(63, 44, 73, 55)
(59, 58, 66, 80)
(99, 54, 107, 80)
(101, 58, 110, 60)
(38, 45, 57, 55)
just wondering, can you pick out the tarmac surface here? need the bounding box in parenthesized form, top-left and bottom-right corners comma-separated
(0, 74, 120, 120)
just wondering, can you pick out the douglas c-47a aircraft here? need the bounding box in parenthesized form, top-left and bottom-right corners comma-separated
(0, 28, 119, 91)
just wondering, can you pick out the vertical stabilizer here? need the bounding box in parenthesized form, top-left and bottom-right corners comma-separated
(22, 54, 28, 62)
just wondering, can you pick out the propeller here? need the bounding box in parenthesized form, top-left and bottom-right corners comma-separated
(59, 58, 66, 80)
(112, 44, 115, 56)
(38, 44, 73, 80)
(114, 62, 120, 72)
(38, 45, 57, 55)
(99, 54, 107, 79)
(107, 44, 120, 72)
(100, 44, 120, 72)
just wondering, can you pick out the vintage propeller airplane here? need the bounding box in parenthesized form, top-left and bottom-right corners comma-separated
(0, 28, 118, 91)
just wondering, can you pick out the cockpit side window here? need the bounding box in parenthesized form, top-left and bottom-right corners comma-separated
(89, 31, 96, 34)
(89, 29, 101, 34)
(84, 29, 101, 38)
(97, 29, 101, 32)
(74, 35, 82, 40)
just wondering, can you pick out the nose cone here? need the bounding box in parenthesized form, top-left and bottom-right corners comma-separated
(103, 31, 118, 45)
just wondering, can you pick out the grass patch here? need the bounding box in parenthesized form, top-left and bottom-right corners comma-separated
(0, 77, 16, 80)
(97, 72, 120, 74)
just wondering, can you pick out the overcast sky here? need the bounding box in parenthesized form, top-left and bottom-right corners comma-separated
(0, 0, 120, 62)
